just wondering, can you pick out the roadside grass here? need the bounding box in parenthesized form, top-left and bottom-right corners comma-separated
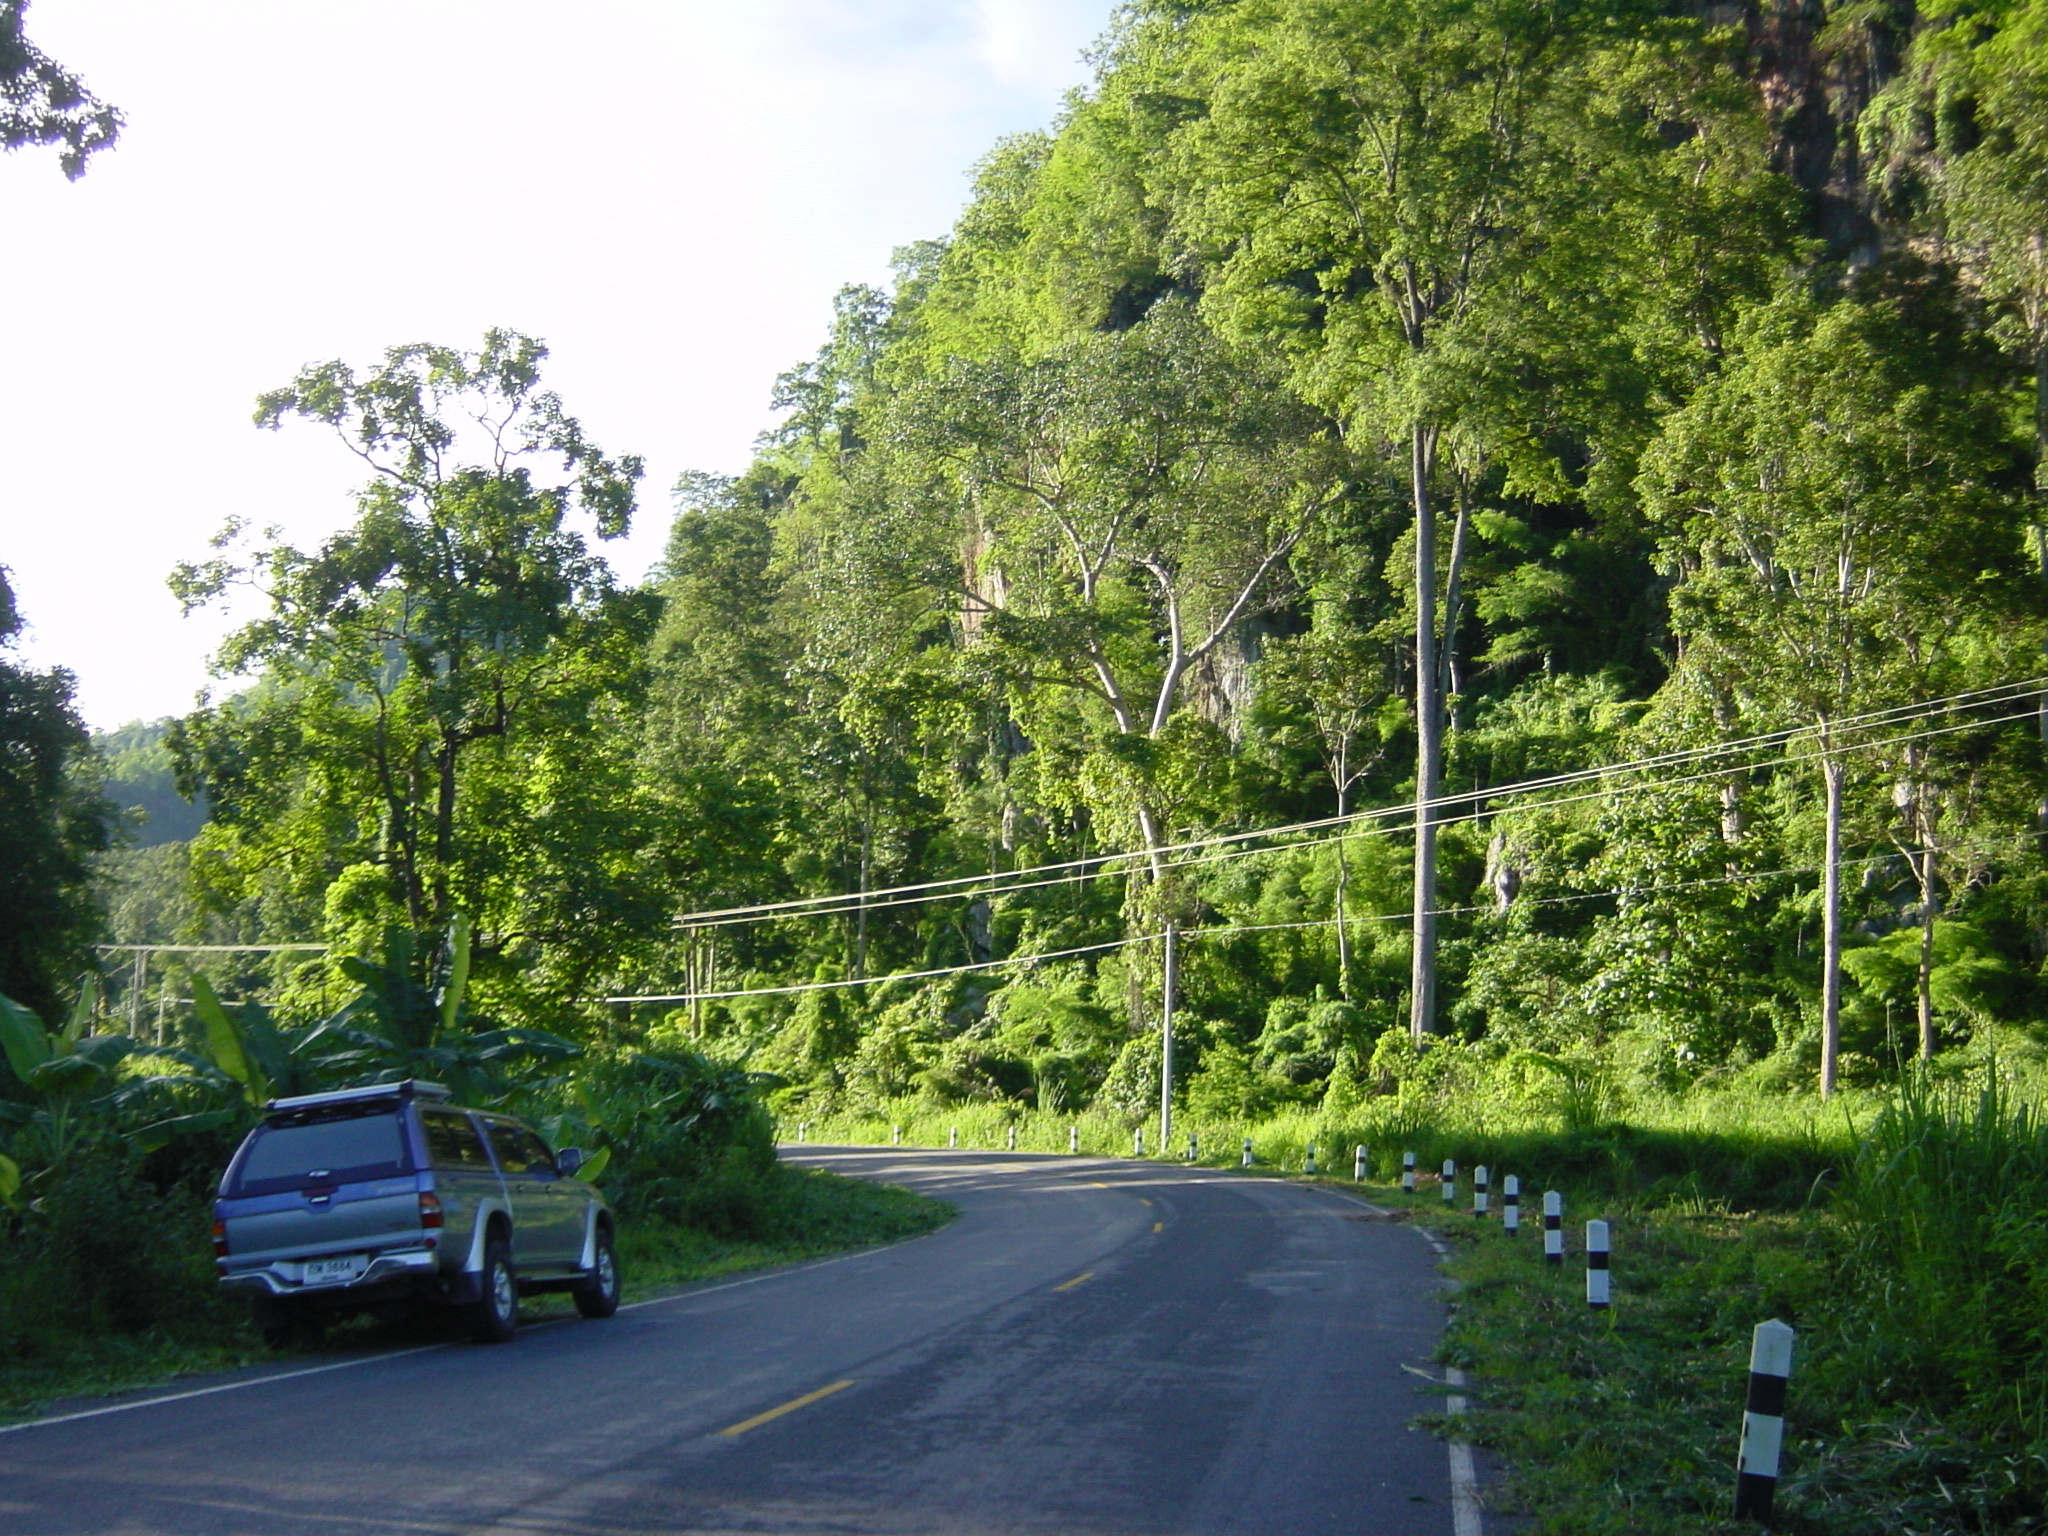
(0, 1161, 952, 1426)
(1412, 1194, 2045, 1535)
(1363, 1075, 2048, 1535)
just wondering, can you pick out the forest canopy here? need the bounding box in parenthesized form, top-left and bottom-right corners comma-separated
(81, 0, 2048, 1120)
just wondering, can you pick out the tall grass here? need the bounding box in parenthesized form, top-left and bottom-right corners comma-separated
(798, 1078, 1862, 1212)
(1833, 1072, 2048, 1453)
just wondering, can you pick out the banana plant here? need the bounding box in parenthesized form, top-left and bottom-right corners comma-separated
(312, 919, 579, 1100)
(0, 990, 136, 1165)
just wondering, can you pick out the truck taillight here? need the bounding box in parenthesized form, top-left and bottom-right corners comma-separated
(211, 1219, 228, 1258)
(418, 1192, 444, 1229)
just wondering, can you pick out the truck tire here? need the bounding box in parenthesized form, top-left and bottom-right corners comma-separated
(573, 1227, 621, 1319)
(469, 1233, 519, 1343)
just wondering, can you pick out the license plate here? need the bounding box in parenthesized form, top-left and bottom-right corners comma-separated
(301, 1255, 367, 1287)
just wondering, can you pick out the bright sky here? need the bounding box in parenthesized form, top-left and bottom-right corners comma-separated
(0, 0, 1115, 730)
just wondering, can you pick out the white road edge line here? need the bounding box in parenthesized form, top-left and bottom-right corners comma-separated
(0, 1235, 931, 1438)
(0, 1344, 451, 1436)
(1446, 1365, 1484, 1536)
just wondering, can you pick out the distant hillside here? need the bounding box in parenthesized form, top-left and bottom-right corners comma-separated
(95, 719, 206, 847)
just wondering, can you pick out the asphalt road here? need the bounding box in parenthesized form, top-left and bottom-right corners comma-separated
(0, 1149, 1470, 1535)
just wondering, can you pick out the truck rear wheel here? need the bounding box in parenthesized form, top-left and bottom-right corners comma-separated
(468, 1234, 519, 1343)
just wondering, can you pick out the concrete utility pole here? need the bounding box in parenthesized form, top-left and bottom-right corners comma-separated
(1159, 923, 1178, 1156)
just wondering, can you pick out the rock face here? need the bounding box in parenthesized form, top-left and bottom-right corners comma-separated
(1712, 0, 1917, 263)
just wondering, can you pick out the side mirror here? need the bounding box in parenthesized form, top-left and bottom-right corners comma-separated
(556, 1147, 584, 1176)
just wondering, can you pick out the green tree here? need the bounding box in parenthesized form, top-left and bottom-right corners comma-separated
(0, 570, 110, 1020)
(170, 330, 659, 1000)
(1154, 0, 1779, 1041)
(1, 0, 119, 178)
(1641, 282, 2035, 1094)
(880, 301, 1343, 901)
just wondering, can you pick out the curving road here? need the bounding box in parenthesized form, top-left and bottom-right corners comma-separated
(0, 1149, 1472, 1535)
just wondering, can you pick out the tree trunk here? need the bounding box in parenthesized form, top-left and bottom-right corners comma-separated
(854, 811, 873, 980)
(1820, 749, 1845, 1099)
(2036, 338, 2047, 817)
(429, 733, 460, 941)
(1917, 839, 1938, 1062)
(1159, 922, 1178, 1156)
(1409, 425, 1442, 1045)
(1333, 767, 1353, 1002)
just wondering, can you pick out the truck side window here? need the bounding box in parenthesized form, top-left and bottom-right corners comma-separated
(483, 1121, 558, 1177)
(422, 1110, 492, 1170)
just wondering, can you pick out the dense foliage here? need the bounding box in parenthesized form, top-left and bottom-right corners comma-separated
(0, 570, 111, 1020)
(14, 0, 2048, 1518)
(81, 2, 2041, 1124)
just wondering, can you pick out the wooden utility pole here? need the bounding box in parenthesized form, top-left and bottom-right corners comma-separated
(1159, 923, 1178, 1156)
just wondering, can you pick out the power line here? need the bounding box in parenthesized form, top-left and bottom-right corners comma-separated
(595, 932, 1147, 1005)
(662, 681, 2044, 933)
(598, 846, 1935, 1008)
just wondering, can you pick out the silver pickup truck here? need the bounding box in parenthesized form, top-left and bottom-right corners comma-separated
(213, 1079, 619, 1345)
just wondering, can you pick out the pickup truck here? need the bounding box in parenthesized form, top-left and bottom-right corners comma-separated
(213, 1079, 619, 1345)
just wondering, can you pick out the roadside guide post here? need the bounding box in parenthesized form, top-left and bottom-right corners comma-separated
(1544, 1191, 1564, 1266)
(1442, 1159, 1457, 1206)
(1734, 1320, 1796, 1524)
(1503, 1174, 1520, 1234)
(1587, 1220, 1611, 1309)
(1474, 1165, 1490, 1217)
(1402, 1151, 1416, 1192)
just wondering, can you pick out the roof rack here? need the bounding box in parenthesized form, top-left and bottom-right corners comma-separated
(264, 1079, 451, 1115)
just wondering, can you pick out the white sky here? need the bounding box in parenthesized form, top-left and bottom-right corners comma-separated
(0, 0, 1115, 729)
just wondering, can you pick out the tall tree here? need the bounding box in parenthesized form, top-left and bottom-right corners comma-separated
(878, 302, 1344, 912)
(1641, 281, 2033, 1095)
(170, 331, 658, 997)
(1152, 0, 1767, 1040)
(1870, 0, 2048, 753)
(0, 569, 111, 1019)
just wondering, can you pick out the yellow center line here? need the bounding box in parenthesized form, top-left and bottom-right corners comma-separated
(1088, 1181, 1109, 1188)
(1139, 1198, 1153, 1206)
(1153, 1221, 1163, 1233)
(716, 1380, 855, 1438)
(1052, 1271, 1094, 1292)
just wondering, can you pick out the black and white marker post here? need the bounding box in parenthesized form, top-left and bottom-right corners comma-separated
(1402, 1151, 1416, 1192)
(892, 1124, 902, 1146)
(1354, 1144, 1368, 1182)
(1069, 1125, 1079, 1154)
(1007, 1124, 1017, 1152)
(1473, 1165, 1490, 1217)
(1503, 1174, 1520, 1234)
(1442, 1158, 1457, 1206)
(1188, 1132, 1199, 1162)
(1242, 1136, 1254, 1168)
(1306, 1143, 1318, 1175)
(949, 1126, 958, 1149)
(1134, 1127, 1144, 1157)
(1735, 1319, 1796, 1524)
(1544, 1190, 1564, 1266)
(1586, 1219, 1611, 1309)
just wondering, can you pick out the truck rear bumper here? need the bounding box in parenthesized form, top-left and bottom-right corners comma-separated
(221, 1248, 443, 1300)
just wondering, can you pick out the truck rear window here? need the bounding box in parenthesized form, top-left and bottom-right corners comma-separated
(231, 1113, 411, 1194)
